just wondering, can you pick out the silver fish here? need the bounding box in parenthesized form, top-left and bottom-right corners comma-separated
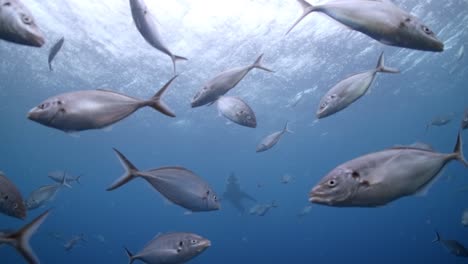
(310, 132, 467, 207)
(107, 148, 220, 212)
(48, 37, 64, 71)
(0, 171, 26, 219)
(0, 210, 50, 264)
(317, 52, 399, 119)
(28, 75, 178, 132)
(287, 0, 443, 52)
(64, 234, 86, 252)
(191, 54, 273, 108)
(222, 173, 256, 214)
(433, 231, 468, 257)
(0, 0, 44, 47)
(426, 115, 452, 132)
(256, 122, 293, 153)
(462, 209, 468, 227)
(297, 205, 312, 218)
(25, 175, 70, 210)
(130, 0, 187, 73)
(462, 108, 468, 130)
(249, 201, 278, 216)
(48, 170, 81, 186)
(125, 232, 211, 264)
(280, 174, 294, 184)
(217, 96, 257, 128)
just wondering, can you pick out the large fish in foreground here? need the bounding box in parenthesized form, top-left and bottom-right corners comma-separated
(286, 0, 444, 52)
(28, 75, 178, 132)
(0, 171, 26, 219)
(191, 54, 273, 108)
(316, 52, 399, 119)
(130, 0, 187, 73)
(48, 37, 65, 71)
(0, 0, 45, 47)
(433, 231, 468, 257)
(0, 210, 50, 264)
(125, 232, 211, 264)
(256, 122, 293, 153)
(310, 132, 467, 207)
(107, 148, 220, 212)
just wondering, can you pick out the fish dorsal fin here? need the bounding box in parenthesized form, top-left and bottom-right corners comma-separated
(95, 89, 122, 94)
(390, 142, 434, 152)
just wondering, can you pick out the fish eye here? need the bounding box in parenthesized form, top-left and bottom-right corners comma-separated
(327, 179, 337, 188)
(191, 239, 197, 244)
(13, 203, 18, 209)
(213, 195, 217, 201)
(21, 14, 33, 25)
(421, 25, 433, 35)
(38, 102, 49, 110)
(3, 195, 8, 200)
(179, 241, 183, 247)
(329, 94, 337, 99)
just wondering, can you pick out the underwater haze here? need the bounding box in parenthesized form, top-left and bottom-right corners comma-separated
(1, 0, 468, 263)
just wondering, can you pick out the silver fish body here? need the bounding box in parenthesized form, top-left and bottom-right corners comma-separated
(256, 122, 292, 152)
(191, 54, 273, 108)
(249, 201, 277, 216)
(287, 0, 443, 52)
(310, 132, 467, 207)
(48, 171, 81, 185)
(433, 231, 468, 257)
(48, 37, 64, 71)
(25, 184, 61, 210)
(0, 0, 44, 47)
(125, 232, 211, 264)
(107, 149, 220, 212)
(217, 96, 257, 128)
(297, 205, 312, 218)
(223, 173, 256, 214)
(0, 171, 26, 219)
(64, 234, 86, 252)
(317, 52, 399, 119)
(28, 76, 178, 132)
(130, 0, 187, 73)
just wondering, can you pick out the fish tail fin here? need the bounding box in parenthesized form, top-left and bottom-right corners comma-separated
(146, 75, 178, 118)
(432, 231, 441, 243)
(376, 52, 399, 74)
(284, 121, 294, 134)
(171, 55, 188, 74)
(453, 131, 468, 167)
(7, 210, 50, 264)
(107, 148, 140, 191)
(252, 54, 274, 72)
(60, 172, 72, 189)
(75, 175, 82, 185)
(285, 0, 316, 35)
(124, 247, 135, 264)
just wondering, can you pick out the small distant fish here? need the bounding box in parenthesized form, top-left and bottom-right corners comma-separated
(25, 175, 70, 210)
(124, 232, 211, 264)
(223, 173, 256, 213)
(0, 210, 50, 264)
(48, 170, 81, 186)
(130, 0, 187, 73)
(64, 234, 86, 252)
(287, 87, 315, 108)
(316, 52, 399, 119)
(426, 115, 453, 132)
(256, 122, 293, 153)
(310, 132, 467, 207)
(217, 96, 257, 128)
(280, 174, 294, 184)
(0, 0, 45, 47)
(249, 201, 278, 216)
(0, 171, 26, 219)
(191, 54, 273, 108)
(286, 0, 444, 52)
(297, 205, 312, 218)
(462, 209, 468, 227)
(461, 108, 468, 130)
(455, 45, 465, 62)
(28, 75, 178, 132)
(94, 234, 106, 243)
(48, 37, 64, 71)
(107, 148, 220, 212)
(433, 231, 468, 257)
(48, 231, 64, 241)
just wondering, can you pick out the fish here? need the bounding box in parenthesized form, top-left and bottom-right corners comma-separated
(27, 75, 178, 132)
(64, 234, 86, 252)
(107, 148, 220, 212)
(433, 231, 468, 257)
(129, 0, 187, 73)
(309, 132, 468, 207)
(0, 210, 50, 264)
(256, 121, 293, 153)
(426, 115, 453, 132)
(217, 96, 257, 128)
(462, 209, 468, 227)
(249, 201, 278, 216)
(455, 45, 465, 62)
(286, 0, 444, 52)
(25, 175, 70, 210)
(280, 174, 294, 184)
(297, 205, 312, 218)
(191, 54, 273, 108)
(462, 108, 468, 130)
(0, 171, 26, 219)
(0, 0, 45, 47)
(316, 52, 399, 119)
(48, 170, 81, 186)
(222, 173, 256, 214)
(48, 37, 64, 71)
(124, 232, 211, 264)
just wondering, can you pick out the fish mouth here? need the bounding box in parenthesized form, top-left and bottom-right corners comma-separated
(27, 108, 36, 120)
(31, 34, 45, 47)
(198, 240, 211, 250)
(434, 41, 444, 52)
(308, 187, 331, 205)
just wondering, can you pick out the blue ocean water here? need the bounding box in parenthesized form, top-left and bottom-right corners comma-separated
(1, 0, 468, 263)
